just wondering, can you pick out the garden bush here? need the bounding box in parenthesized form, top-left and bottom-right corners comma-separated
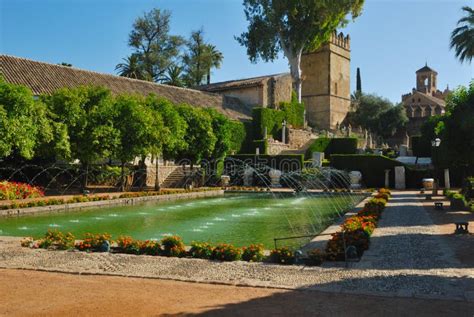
(212, 243, 242, 261)
(189, 242, 214, 259)
(36, 230, 75, 250)
(269, 247, 294, 265)
(305, 249, 326, 266)
(241, 244, 265, 262)
(75, 233, 111, 252)
(450, 193, 468, 210)
(161, 235, 186, 257)
(115, 236, 141, 254)
(138, 240, 161, 256)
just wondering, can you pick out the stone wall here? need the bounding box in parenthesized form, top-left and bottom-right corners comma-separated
(288, 128, 316, 149)
(267, 141, 291, 155)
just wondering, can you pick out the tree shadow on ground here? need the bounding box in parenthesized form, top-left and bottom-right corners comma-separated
(164, 274, 474, 317)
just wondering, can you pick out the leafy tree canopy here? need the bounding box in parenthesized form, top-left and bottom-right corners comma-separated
(126, 9, 185, 81)
(350, 93, 407, 139)
(237, 0, 364, 101)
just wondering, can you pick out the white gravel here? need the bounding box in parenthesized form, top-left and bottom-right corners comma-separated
(0, 191, 472, 301)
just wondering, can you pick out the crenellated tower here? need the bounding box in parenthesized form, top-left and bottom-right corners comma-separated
(301, 31, 351, 130)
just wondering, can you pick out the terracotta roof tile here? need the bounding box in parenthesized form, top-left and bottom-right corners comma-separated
(0, 55, 251, 121)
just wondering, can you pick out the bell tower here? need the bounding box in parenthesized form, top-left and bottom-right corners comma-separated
(416, 63, 438, 95)
(301, 31, 351, 131)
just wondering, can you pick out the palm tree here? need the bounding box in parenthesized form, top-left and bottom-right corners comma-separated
(161, 65, 185, 87)
(450, 6, 474, 64)
(115, 54, 148, 80)
(205, 45, 223, 84)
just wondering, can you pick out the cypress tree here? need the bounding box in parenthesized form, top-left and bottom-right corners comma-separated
(356, 67, 362, 93)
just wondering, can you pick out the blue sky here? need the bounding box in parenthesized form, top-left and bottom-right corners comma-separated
(1, 0, 472, 103)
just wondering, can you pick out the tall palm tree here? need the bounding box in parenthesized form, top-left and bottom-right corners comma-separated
(115, 54, 148, 80)
(205, 45, 223, 84)
(451, 6, 474, 64)
(161, 65, 185, 87)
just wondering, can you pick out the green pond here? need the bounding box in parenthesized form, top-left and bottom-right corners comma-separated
(0, 193, 365, 248)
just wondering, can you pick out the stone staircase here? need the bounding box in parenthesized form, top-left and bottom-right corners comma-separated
(160, 168, 188, 188)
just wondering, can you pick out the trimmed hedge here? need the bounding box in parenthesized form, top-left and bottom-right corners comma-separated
(252, 139, 268, 155)
(331, 154, 403, 188)
(251, 93, 305, 140)
(225, 154, 304, 172)
(305, 137, 358, 159)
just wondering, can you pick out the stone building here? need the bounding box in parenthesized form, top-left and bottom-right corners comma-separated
(401, 64, 450, 135)
(198, 31, 352, 131)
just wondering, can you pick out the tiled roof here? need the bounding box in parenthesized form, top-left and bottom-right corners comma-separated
(0, 55, 251, 121)
(416, 65, 437, 74)
(197, 73, 290, 92)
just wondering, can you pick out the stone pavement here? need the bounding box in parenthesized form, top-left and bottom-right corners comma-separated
(0, 191, 472, 302)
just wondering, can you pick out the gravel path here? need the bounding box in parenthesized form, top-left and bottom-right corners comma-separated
(0, 191, 472, 302)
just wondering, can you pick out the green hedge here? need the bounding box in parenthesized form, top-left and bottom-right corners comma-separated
(331, 154, 403, 187)
(331, 154, 437, 188)
(228, 120, 247, 154)
(306, 138, 358, 159)
(251, 93, 305, 140)
(252, 139, 268, 155)
(225, 154, 304, 172)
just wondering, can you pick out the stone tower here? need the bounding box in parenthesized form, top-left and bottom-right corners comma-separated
(416, 63, 438, 95)
(301, 31, 351, 130)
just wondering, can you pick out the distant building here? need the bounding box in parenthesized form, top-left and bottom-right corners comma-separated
(198, 31, 352, 131)
(401, 64, 450, 135)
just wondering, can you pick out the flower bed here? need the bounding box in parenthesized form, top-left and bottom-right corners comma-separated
(0, 181, 44, 200)
(0, 188, 218, 210)
(324, 188, 390, 261)
(21, 231, 300, 265)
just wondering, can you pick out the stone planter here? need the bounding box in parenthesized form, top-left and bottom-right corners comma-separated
(268, 169, 282, 188)
(349, 171, 362, 189)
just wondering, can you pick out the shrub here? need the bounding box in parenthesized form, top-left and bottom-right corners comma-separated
(75, 233, 111, 252)
(37, 230, 75, 250)
(0, 181, 44, 200)
(341, 215, 376, 236)
(378, 188, 391, 196)
(450, 193, 468, 210)
(212, 243, 242, 261)
(305, 249, 326, 266)
(364, 198, 386, 213)
(115, 236, 141, 254)
(269, 247, 294, 265)
(326, 229, 370, 261)
(241, 244, 265, 262)
(189, 242, 214, 259)
(139, 240, 161, 256)
(161, 235, 186, 257)
(305, 137, 358, 160)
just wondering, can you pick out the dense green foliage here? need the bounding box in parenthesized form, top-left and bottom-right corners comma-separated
(252, 93, 305, 140)
(182, 29, 223, 87)
(418, 82, 474, 173)
(236, 0, 364, 101)
(349, 93, 408, 139)
(117, 9, 223, 88)
(330, 154, 403, 187)
(123, 9, 185, 81)
(0, 80, 66, 160)
(0, 81, 243, 172)
(305, 137, 358, 159)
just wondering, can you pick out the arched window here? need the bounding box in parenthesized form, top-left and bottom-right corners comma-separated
(414, 107, 422, 118)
